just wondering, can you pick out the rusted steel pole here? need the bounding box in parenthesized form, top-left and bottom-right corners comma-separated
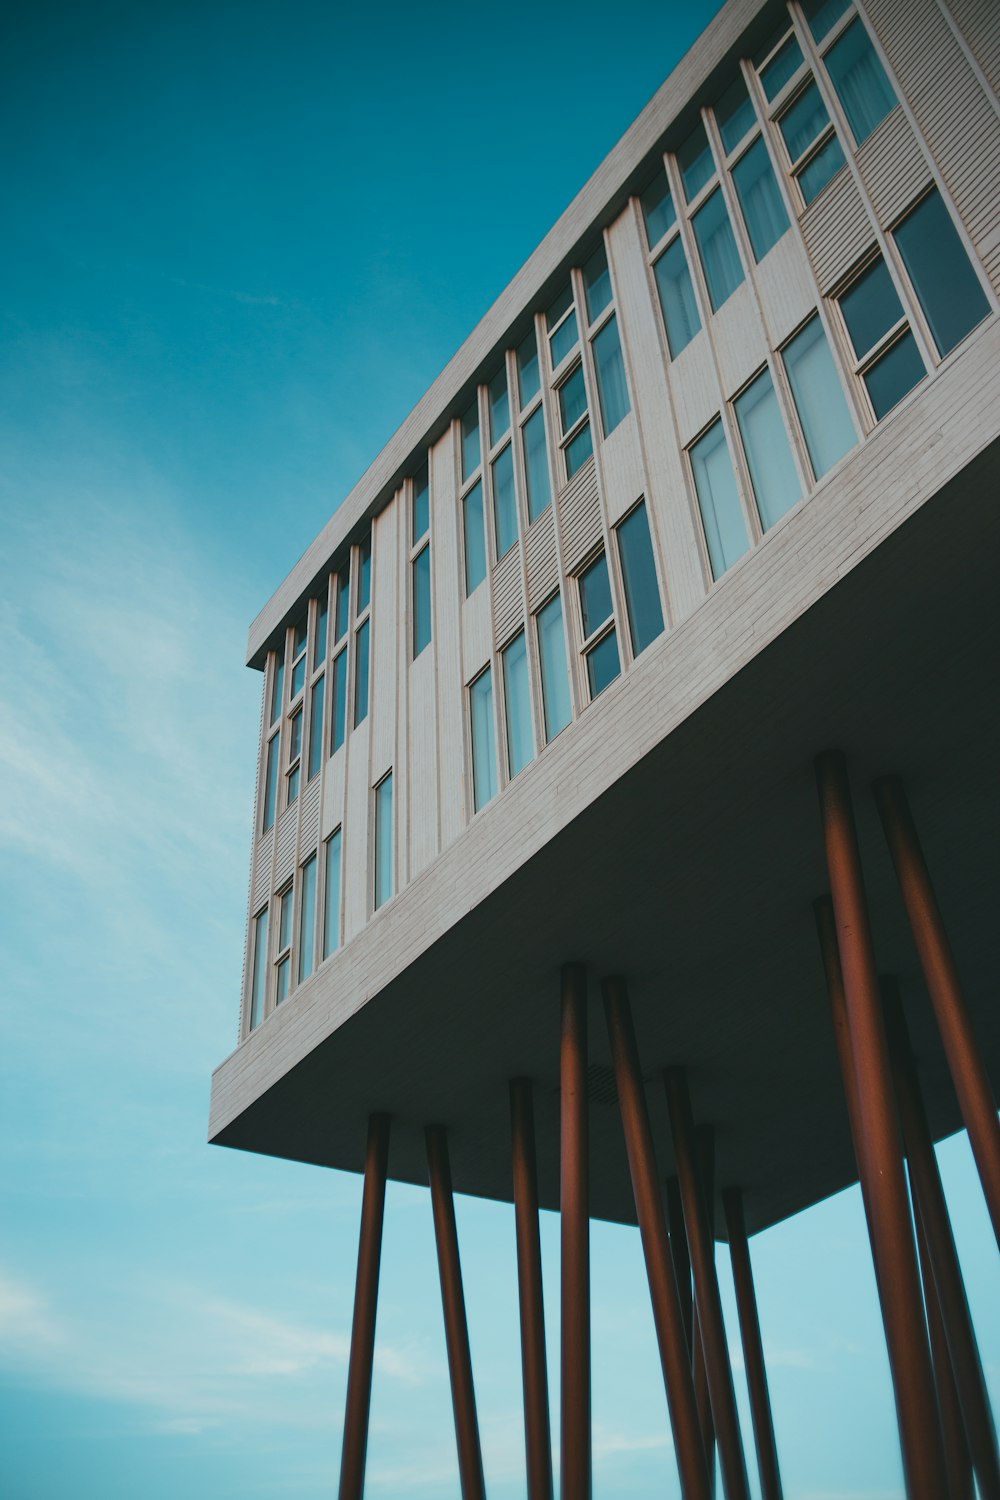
(666, 1175, 693, 1357)
(722, 1187, 783, 1500)
(874, 775, 1000, 1251)
(509, 1078, 553, 1500)
(882, 987, 1000, 1500)
(914, 1199, 974, 1500)
(603, 978, 711, 1500)
(561, 962, 591, 1500)
(338, 1112, 391, 1500)
(696, 1130, 718, 1495)
(815, 751, 947, 1500)
(425, 1124, 486, 1500)
(664, 1067, 750, 1500)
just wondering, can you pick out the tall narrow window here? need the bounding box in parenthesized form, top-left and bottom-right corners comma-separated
(249, 905, 269, 1031)
(824, 18, 896, 144)
(463, 479, 487, 594)
(654, 238, 702, 358)
(838, 256, 924, 418)
(517, 329, 540, 405)
(592, 316, 631, 436)
(335, 563, 350, 641)
(759, 33, 804, 101)
(274, 887, 293, 1004)
(734, 368, 801, 530)
(502, 631, 534, 779)
(779, 82, 845, 204)
(323, 829, 342, 959)
(411, 465, 432, 658)
(583, 244, 613, 322)
(373, 773, 393, 910)
(269, 654, 284, 725)
(286, 707, 302, 805)
(690, 420, 750, 579)
(547, 285, 579, 368)
(289, 618, 308, 699)
(731, 138, 789, 262)
(783, 315, 857, 478)
(461, 402, 480, 483)
(640, 171, 677, 248)
(492, 443, 519, 558)
(262, 731, 280, 832)
(331, 649, 348, 753)
(488, 366, 510, 446)
(412, 465, 430, 545)
(536, 594, 572, 742)
(558, 364, 593, 479)
(801, 0, 851, 43)
(522, 407, 551, 523)
(693, 189, 745, 310)
(893, 190, 990, 358)
(357, 535, 372, 614)
(470, 667, 498, 812)
(578, 552, 620, 700)
(678, 121, 715, 202)
(616, 502, 664, 657)
(715, 75, 756, 155)
(308, 675, 325, 780)
(298, 854, 317, 983)
(354, 618, 370, 726)
(313, 593, 328, 669)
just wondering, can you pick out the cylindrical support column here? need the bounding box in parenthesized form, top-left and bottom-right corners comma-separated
(815, 751, 947, 1500)
(915, 1200, 974, 1500)
(874, 775, 1000, 1250)
(510, 1079, 553, 1500)
(695, 1129, 718, 1495)
(664, 1068, 750, 1500)
(425, 1124, 486, 1500)
(561, 961, 590, 1500)
(722, 1187, 783, 1500)
(882, 988, 1000, 1500)
(666, 1175, 693, 1357)
(603, 978, 711, 1500)
(338, 1112, 391, 1500)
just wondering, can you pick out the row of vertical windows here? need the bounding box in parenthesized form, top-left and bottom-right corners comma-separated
(248, 826, 343, 1032)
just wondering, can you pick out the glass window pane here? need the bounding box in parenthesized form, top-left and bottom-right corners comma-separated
(548, 287, 579, 367)
(797, 134, 846, 204)
(502, 631, 534, 778)
(583, 244, 613, 322)
(547, 283, 573, 329)
(586, 630, 620, 698)
(488, 366, 510, 446)
(412, 465, 430, 543)
(357, 535, 372, 614)
(579, 552, 613, 638)
(335, 564, 350, 640)
(863, 330, 925, 418)
(323, 829, 342, 959)
(716, 75, 757, 155)
(314, 593, 328, 668)
(269, 656, 284, 724)
(760, 34, 804, 100)
(275, 956, 290, 1005)
(783, 316, 857, 478)
(331, 648, 347, 753)
(654, 238, 702, 358)
(617, 502, 664, 656)
(537, 594, 572, 742)
(374, 773, 393, 909)
(353, 619, 370, 727)
(290, 653, 306, 699)
(413, 544, 431, 657)
(492, 444, 519, 558)
(840, 257, 904, 359)
(732, 137, 789, 262)
(517, 330, 540, 405)
(288, 707, 302, 763)
(249, 906, 269, 1029)
(308, 674, 325, 779)
(292, 618, 307, 661)
(693, 189, 745, 311)
(734, 368, 802, 530)
(278, 888, 293, 951)
(298, 855, 316, 982)
(470, 668, 497, 811)
(678, 121, 715, 202)
(802, 0, 850, 42)
(559, 365, 588, 435)
(779, 81, 831, 162)
(522, 407, 551, 523)
(894, 190, 990, 357)
(461, 402, 481, 482)
(641, 172, 677, 247)
(825, 18, 896, 144)
(592, 316, 631, 437)
(287, 763, 300, 805)
(566, 422, 593, 478)
(262, 732, 280, 831)
(691, 420, 750, 578)
(463, 479, 487, 594)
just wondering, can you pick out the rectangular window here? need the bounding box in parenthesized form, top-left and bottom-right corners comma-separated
(537, 594, 572, 742)
(502, 631, 534, 779)
(779, 82, 845, 204)
(583, 244, 613, 322)
(592, 316, 631, 436)
(760, 33, 804, 101)
(298, 854, 317, 983)
(488, 366, 510, 445)
(616, 502, 664, 657)
(824, 18, 896, 144)
(783, 315, 857, 478)
(374, 773, 393, 910)
(578, 552, 620, 699)
(313, 593, 328, 669)
(249, 905, 269, 1030)
(715, 75, 756, 155)
(517, 329, 540, 405)
(678, 121, 715, 202)
(412, 465, 430, 544)
(839, 256, 924, 418)
(690, 420, 750, 579)
(640, 171, 677, 248)
(287, 709, 302, 804)
(731, 137, 789, 263)
(262, 731, 280, 832)
(801, 0, 851, 43)
(463, 479, 487, 594)
(290, 618, 308, 699)
(353, 618, 370, 727)
(331, 648, 347, 752)
(734, 368, 802, 530)
(335, 563, 350, 641)
(470, 667, 498, 812)
(558, 365, 593, 479)
(492, 443, 519, 558)
(461, 402, 480, 482)
(893, 190, 990, 358)
(269, 654, 284, 724)
(308, 675, 325, 780)
(412, 543, 432, 657)
(323, 829, 342, 959)
(693, 189, 745, 310)
(522, 407, 551, 523)
(547, 285, 579, 368)
(654, 238, 702, 358)
(275, 887, 293, 1004)
(356, 535, 372, 614)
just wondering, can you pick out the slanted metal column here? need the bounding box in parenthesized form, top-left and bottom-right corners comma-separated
(425, 1125, 486, 1500)
(695, 1129, 718, 1496)
(874, 776, 1000, 1250)
(664, 1068, 750, 1500)
(509, 1079, 553, 1500)
(603, 978, 711, 1500)
(815, 751, 947, 1500)
(722, 1187, 783, 1500)
(338, 1112, 391, 1500)
(915, 1201, 974, 1500)
(666, 1176, 693, 1357)
(561, 962, 590, 1500)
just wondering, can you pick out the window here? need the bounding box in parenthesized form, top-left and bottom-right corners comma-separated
(640, 170, 677, 248)
(331, 647, 348, 753)
(488, 366, 510, 446)
(837, 256, 924, 419)
(578, 552, 620, 699)
(469, 667, 498, 811)
(286, 705, 302, 805)
(356, 535, 372, 615)
(547, 285, 579, 369)
(323, 829, 342, 960)
(778, 81, 846, 205)
(583, 244, 613, 322)
(693, 189, 745, 310)
(690, 420, 750, 579)
(502, 631, 534, 779)
(616, 502, 664, 657)
(308, 676, 325, 780)
(335, 562, 350, 640)
(653, 237, 702, 357)
(303, 588, 328, 783)
(731, 137, 789, 262)
(269, 654, 284, 726)
(313, 592, 328, 670)
(734, 369, 802, 530)
(557, 364, 593, 479)
(411, 466, 432, 658)
(262, 726, 280, 832)
(517, 329, 540, 405)
(591, 316, 630, 436)
(274, 886, 293, 1004)
(536, 594, 572, 741)
(463, 479, 487, 593)
(824, 18, 896, 145)
(522, 407, 551, 523)
(330, 564, 350, 754)
(353, 618, 370, 726)
(298, 854, 317, 983)
(373, 773, 393, 910)
(249, 905, 269, 1031)
(492, 443, 519, 558)
(289, 618, 308, 699)
(893, 190, 990, 358)
(801, 0, 851, 43)
(412, 464, 430, 544)
(783, 315, 857, 478)
(461, 401, 481, 483)
(758, 32, 804, 102)
(715, 75, 757, 156)
(678, 121, 715, 202)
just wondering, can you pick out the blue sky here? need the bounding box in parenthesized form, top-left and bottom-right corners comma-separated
(1, 2, 996, 1496)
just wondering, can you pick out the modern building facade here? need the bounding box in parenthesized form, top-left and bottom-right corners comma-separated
(209, 0, 1000, 1495)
